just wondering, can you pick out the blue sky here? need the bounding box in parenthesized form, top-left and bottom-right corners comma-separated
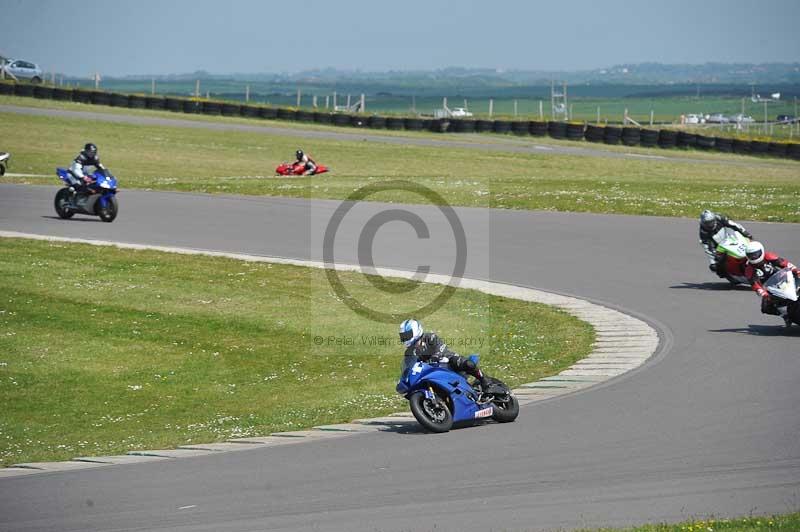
(2, 0, 799, 76)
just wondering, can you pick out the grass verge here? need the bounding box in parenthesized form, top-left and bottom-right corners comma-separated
(578, 512, 800, 531)
(0, 238, 593, 466)
(1, 98, 799, 222)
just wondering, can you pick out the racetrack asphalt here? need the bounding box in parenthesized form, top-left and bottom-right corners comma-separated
(0, 182, 798, 532)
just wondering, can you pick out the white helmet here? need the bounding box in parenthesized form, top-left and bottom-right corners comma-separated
(745, 241, 765, 264)
(399, 319, 423, 347)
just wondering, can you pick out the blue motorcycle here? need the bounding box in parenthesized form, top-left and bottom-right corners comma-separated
(396, 355, 519, 433)
(54, 167, 119, 222)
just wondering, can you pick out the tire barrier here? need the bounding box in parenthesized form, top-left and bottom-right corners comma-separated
(750, 140, 769, 155)
(530, 121, 548, 136)
(332, 113, 351, 127)
(732, 139, 751, 155)
(584, 124, 605, 143)
(493, 120, 512, 134)
(13, 84, 34, 97)
(276, 108, 296, 121)
(404, 118, 424, 131)
(128, 95, 147, 109)
(312, 111, 332, 124)
(5, 83, 800, 162)
(676, 131, 697, 148)
(201, 101, 221, 115)
(566, 123, 586, 141)
(658, 129, 678, 149)
(385, 117, 405, 130)
(220, 103, 241, 117)
(260, 107, 278, 119)
(620, 127, 641, 146)
(163, 97, 183, 112)
(768, 142, 788, 158)
(603, 126, 622, 145)
(713, 137, 733, 153)
(453, 119, 476, 133)
(639, 129, 659, 148)
(296, 110, 314, 122)
(52, 87, 73, 101)
(72, 89, 93, 104)
(695, 134, 715, 150)
(511, 120, 530, 135)
(367, 115, 386, 129)
(90, 91, 111, 106)
(240, 104, 260, 118)
(33, 86, 55, 99)
(429, 119, 449, 133)
(547, 121, 567, 139)
(350, 115, 367, 128)
(109, 93, 130, 107)
(473, 119, 492, 133)
(183, 100, 201, 114)
(145, 96, 165, 110)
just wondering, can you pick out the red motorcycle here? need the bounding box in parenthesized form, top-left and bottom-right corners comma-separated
(275, 162, 329, 176)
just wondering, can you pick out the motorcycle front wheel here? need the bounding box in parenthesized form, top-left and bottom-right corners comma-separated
(54, 188, 74, 219)
(96, 195, 118, 223)
(409, 391, 453, 433)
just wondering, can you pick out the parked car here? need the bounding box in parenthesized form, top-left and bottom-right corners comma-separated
(685, 114, 705, 124)
(706, 113, 730, 124)
(730, 113, 755, 124)
(450, 107, 473, 117)
(2, 59, 43, 83)
(776, 114, 797, 124)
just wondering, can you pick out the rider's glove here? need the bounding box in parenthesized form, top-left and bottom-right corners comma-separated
(708, 263, 717, 272)
(743, 231, 753, 239)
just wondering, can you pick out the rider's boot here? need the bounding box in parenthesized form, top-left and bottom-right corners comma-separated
(779, 308, 792, 328)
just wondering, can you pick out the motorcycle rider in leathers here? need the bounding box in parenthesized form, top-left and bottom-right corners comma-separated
(68, 143, 106, 193)
(744, 241, 799, 326)
(399, 319, 493, 391)
(698, 209, 752, 277)
(294, 149, 317, 176)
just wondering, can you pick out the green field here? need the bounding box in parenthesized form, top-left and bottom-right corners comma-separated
(0, 238, 594, 466)
(62, 78, 800, 126)
(2, 96, 799, 222)
(579, 513, 800, 532)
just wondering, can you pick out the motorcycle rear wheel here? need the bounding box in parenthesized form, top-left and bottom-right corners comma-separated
(409, 391, 453, 433)
(491, 394, 519, 423)
(54, 188, 74, 219)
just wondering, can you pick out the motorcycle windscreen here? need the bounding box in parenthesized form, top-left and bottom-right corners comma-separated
(713, 227, 747, 258)
(764, 267, 799, 302)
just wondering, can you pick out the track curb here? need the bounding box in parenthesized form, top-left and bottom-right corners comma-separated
(0, 231, 660, 477)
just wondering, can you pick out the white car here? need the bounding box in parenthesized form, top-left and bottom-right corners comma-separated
(685, 114, 705, 124)
(450, 107, 473, 117)
(730, 113, 755, 124)
(2, 59, 43, 83)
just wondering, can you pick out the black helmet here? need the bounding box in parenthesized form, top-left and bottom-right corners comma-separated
(83, 143, 98, 158)
(296, 150, 304, 160)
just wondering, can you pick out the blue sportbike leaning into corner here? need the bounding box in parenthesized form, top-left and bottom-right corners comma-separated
(396, 354, 519, 433)
(54, 167, 119, 222)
